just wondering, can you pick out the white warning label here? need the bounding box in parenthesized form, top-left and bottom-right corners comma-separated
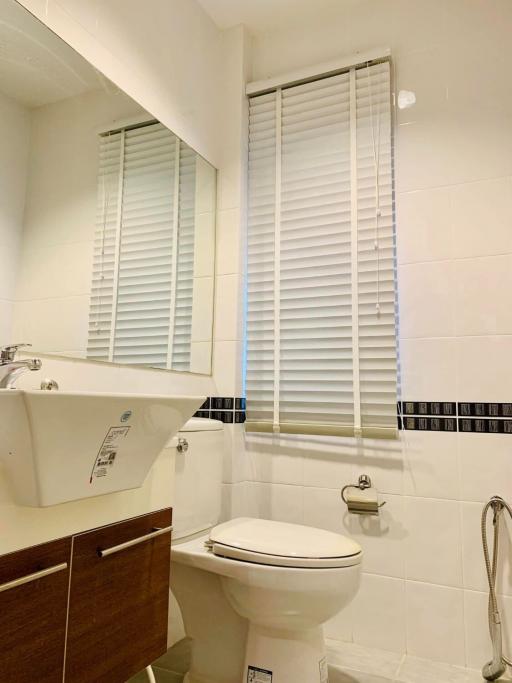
(319, 656, 328, 683)
(247, 666, 272, 683)
(90, 426, 130, 482)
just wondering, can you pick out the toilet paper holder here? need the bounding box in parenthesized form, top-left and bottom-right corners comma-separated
(341, 474, 386, 516)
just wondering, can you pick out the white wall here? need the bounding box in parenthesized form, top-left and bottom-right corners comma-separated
(237, 0, 512, 669)
(0, 90, 30, 346)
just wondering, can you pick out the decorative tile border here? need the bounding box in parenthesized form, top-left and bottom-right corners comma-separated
(401, 401, 456, 417)
(195, 399, 512, 433)
(459, 418, 512, 434)
(398, 401, 512, 434)
(402, 416, 457, 432)
(194, 397, 246, 424)
(458, 402, 512, 417)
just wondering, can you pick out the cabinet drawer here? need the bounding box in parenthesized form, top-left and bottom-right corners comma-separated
(65, 508, 172, 683)
(0, 537, 71, 683)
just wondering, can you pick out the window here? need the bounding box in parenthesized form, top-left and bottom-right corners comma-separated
(246, 59, 397, 439)
(87, 121, 195, 370)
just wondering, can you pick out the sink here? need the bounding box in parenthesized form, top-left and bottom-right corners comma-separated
(0, 389, 204, 506)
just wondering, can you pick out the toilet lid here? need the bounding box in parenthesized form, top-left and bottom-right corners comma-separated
(209, 518, 362, 568)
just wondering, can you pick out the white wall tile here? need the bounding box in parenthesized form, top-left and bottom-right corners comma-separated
(303, 486, 348, 534)
(455, 336, 512, 402)
(404, 497, 462, 587)
(398, 262, 455, 339)
(252, 482, 304, 524)
(405, 581, 466, 665)
(396, 188, 453, 265)
(451, 177, 512, 260)
(222, 424, 248, 484)
(458, 433, 512, 503)
(350, 438, 404, 496)
(212, 340, 243, 396)
(299, 436, 357, 490)
(403, 432, 459, 500)
(455, 255, 512, 336)
(399, 338, 457, 400)
(193, 213, 216, 278)
(351, 574, 406, 654)
(216, 208, 242, 276)
(245, 433, 304, 486)
(214, 273, 242, 341)
(324, 602, 353, 643)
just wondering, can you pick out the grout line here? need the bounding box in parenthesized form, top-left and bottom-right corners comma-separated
(399, 250, 512, 267)
(396, 172, 512, 195)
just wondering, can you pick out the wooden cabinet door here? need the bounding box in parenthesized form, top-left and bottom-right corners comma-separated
(65, 508, 172, 683)
(0, 537, 71, 683)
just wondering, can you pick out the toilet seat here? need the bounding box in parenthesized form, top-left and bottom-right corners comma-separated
(209, 517, 362, 569)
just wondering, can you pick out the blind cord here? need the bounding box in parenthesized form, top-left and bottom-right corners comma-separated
(366, 61, 382, 317)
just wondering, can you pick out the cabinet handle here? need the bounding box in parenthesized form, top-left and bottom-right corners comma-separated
(98, 525, 173, 558)
(0, 562, 68, 593)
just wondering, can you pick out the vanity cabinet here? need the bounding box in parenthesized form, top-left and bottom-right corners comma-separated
(0, 537, 71, 683)
(65, 508, 173, 683)
(0, 508, 172, 683)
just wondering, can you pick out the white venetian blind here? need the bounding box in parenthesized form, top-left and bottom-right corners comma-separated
(246, 59, 397, 439)
(87, 121, 195, 370)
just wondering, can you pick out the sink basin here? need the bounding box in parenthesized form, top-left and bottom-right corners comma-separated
(0, 389, 204, 506)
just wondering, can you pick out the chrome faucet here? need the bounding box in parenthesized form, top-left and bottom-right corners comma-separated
(0, 344, 42, 389)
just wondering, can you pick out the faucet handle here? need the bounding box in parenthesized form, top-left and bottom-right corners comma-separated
(0, 343, 33, 362)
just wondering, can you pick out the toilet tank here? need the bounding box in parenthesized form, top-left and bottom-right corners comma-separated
(167, 417, 224, 540)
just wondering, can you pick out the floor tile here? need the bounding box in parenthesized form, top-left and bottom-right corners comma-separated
(326, 640, 402, 680)
(329, 666, 394, 683)
(395, 655, 482, 683)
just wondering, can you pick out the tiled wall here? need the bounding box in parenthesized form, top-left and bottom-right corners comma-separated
(234, 0, 512, 670)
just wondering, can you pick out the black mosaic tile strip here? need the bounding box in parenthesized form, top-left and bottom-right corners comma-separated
(400, 401, 456, 417)
(193, 397, 246, 424)
(403, 416, 457, 432)
(194, 410, 210, 419)
(458, 402, 512, 418)
(211, 410, 234, 423)
(459, 418, 512, 434)
(399, 401, 512, 433)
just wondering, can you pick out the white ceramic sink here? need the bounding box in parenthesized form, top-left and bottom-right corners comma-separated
(0, 389, 204, 507)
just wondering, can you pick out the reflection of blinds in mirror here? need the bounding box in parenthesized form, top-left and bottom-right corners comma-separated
(172, 144, 196, 370)
(87, 121, 195, 370)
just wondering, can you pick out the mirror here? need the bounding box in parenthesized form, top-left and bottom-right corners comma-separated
(0, 0, 216, 375)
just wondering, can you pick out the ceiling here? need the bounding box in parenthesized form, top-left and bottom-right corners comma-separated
(197, 0, 362, 33)
(0, 0, 107, 108)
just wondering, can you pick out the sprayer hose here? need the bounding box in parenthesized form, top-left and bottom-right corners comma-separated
(481, 496, 512, 668)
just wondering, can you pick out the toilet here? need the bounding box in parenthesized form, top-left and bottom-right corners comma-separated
(168, 418, 363, 683)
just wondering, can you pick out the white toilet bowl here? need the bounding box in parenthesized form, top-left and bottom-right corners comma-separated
(171, 517, 362, 683)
